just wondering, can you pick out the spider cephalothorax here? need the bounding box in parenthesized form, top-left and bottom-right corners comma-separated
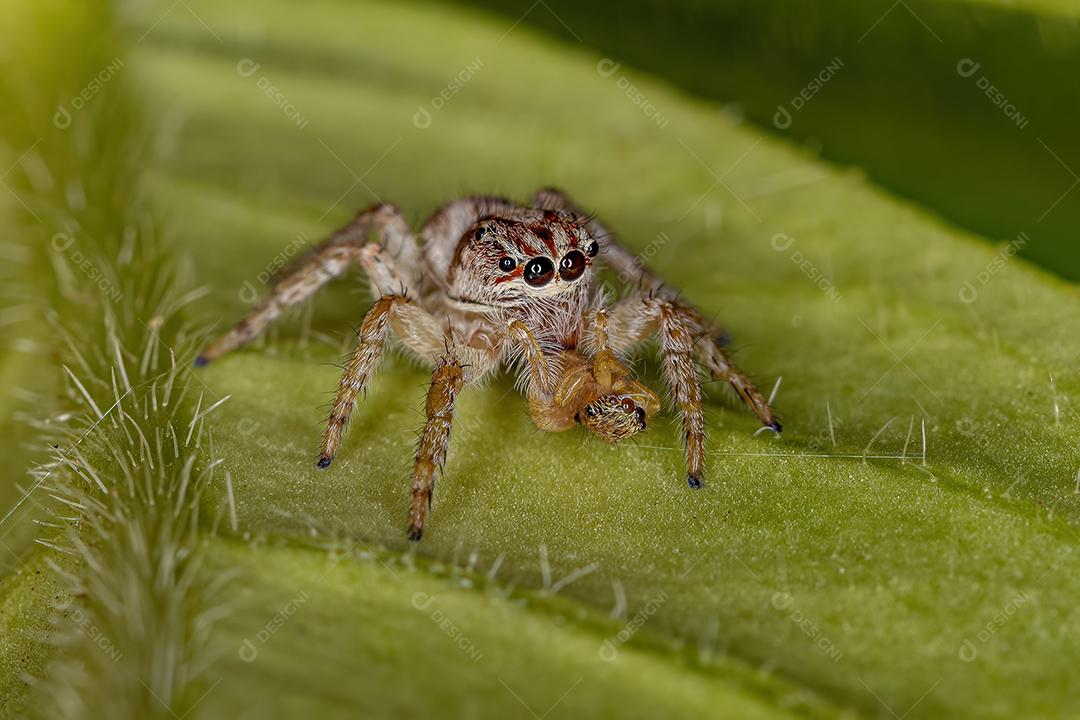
(448, 211, 598, 309)
(198, 188, 780, 539)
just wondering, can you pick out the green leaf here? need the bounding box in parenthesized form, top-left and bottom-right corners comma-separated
(0, 550, 65, 717)
(136, 0, 1080, 716)
(4, 0, 1080, 718)
(198, 538, 829, 718)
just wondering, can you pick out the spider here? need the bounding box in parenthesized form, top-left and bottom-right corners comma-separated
(197, 188, 780, 540)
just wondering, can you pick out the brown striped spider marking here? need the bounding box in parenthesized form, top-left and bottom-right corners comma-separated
(197, 189, 780, 540)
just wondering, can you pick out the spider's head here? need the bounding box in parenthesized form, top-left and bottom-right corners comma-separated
(449, 210, 598, 308)
(579, 383, 661, 443)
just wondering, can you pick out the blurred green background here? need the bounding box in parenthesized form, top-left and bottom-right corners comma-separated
(2, 1, 1080, 719)
(464, 0, 1080, 280)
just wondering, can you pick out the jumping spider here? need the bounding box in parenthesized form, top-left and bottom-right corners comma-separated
(197, 188, 780, 540)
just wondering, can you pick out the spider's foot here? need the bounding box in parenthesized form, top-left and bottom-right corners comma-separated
(316, 455, 332, 469)
(194, 355, 209, 367)
(767, 420, 783, 434)
(687, 475, 702, 489)
(407, 526, 423, 542)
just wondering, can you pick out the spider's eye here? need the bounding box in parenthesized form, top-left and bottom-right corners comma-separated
(586, 240, 599, 257)
(559, 250, 587, 282)
(498, 257, 516, 272)
(585, 406, 597, 418)
(620, 397, 636, 414)
(523, 256, 555, 287)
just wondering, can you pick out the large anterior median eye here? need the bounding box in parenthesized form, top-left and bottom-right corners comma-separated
(559, 250, 586, 281)
(523, 256, 555, 286)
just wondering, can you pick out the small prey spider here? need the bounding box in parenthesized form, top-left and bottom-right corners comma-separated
(197, 188, 780, 540)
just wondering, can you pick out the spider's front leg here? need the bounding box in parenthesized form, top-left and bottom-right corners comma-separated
(606, 294, 779, 488)
(197, 203, 416, 364)
(653, 300, 706, 487)
(694, 323, 781, 434)
(317, 294, 437, 467)
(317, 297, 491, 541)
(408, 353, 464, 541)
(408, 343, 500, 541)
